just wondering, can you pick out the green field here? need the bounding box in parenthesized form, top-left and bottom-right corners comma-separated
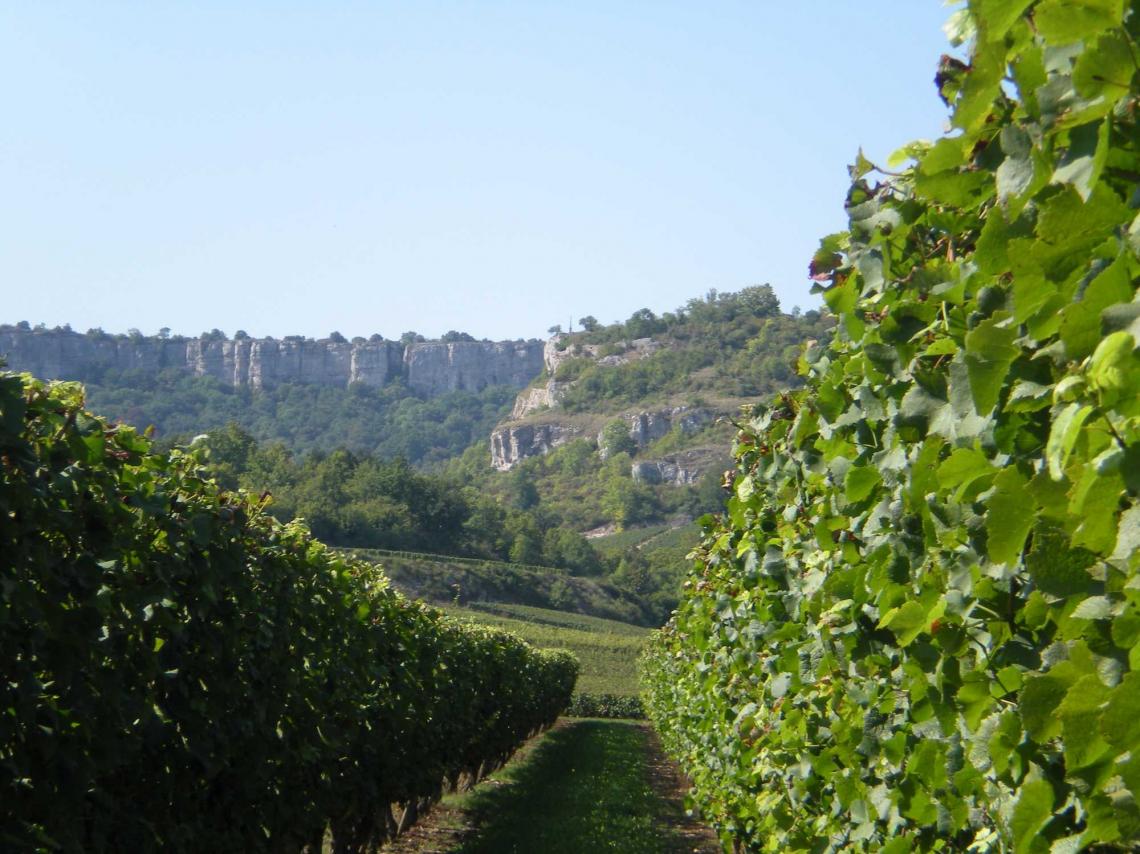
(589, 523, 674, 556)
(444, 603, 648, 697)
(591, 521, 701, 565)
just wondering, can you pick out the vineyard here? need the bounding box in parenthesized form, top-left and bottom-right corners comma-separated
(443, 602, 650, 717)
(0, 373, 577, 852)
(644, 1, 1140, 852)
(6, 2, 1140, 852)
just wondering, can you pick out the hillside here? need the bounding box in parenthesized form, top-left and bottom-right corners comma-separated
(0, 326, 541, 461)
(340, 548, 657, 627)
(487, 286, 828, 473)
(1, 285, 827, 622)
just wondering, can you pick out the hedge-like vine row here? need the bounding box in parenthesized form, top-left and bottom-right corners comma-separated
(644, 2, 1140, 851)
(0, 372, 577, 852)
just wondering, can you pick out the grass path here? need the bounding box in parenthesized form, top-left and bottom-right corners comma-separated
(382, 720, 720, 853)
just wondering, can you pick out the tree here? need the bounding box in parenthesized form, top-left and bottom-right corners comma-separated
(441, 330, 475, 343)
(601, 476, 656, 529)
(547, 325, 563, 336)
(399, 331, 424, 346)
(327, 331, 347, 344)
(579, 315, 600, 332)
(624, 308, 662, 339)
(508, 468, 540, 510)
(599, 419, 636, 459)
(736, 284, 780, 316)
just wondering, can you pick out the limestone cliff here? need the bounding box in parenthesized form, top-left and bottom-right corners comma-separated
(404, 340, 544, 396)
(506, 333, 671, 423)
(0, 329, 543, 395)
(597, 406, 714, 454)
(490, 421, 586, 471)
(630, 448, 729, 485)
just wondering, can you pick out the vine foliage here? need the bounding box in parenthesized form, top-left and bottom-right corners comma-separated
(644, 2, 1140, 850)
(0, 373, 577, 852)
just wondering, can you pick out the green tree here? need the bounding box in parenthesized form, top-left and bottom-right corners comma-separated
(599, 420, 636, 459)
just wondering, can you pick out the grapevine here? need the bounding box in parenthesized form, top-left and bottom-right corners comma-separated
(644, 2, 1140, 851)
(0, 373, 577, 852)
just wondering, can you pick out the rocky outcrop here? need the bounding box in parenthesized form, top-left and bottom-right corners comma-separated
(490, 422, 586, 471)
(511, 334, 677, 423)
(631, 448, 729, 485)
(509, 380, 574, 419)
(404, 340, 544, 396)
(0, 329, 542, 395)
(598, 406, 714, 454)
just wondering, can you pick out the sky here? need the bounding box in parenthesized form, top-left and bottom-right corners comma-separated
(2, 3, 956, 342)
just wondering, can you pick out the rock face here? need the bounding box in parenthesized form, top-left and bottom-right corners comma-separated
(404, 341, 544, 396)
(543, 334, 662, 375)
(490, 422, 586, 471)
(631, 448, 729, 485)
(509, 380, 574, 419)
(599, 406, 715, 453)
(0, 329, 543, 395)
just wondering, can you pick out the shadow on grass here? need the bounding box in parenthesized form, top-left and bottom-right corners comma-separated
(450, 720, 694, 854)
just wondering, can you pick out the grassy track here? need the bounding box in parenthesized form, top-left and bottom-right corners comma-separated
(443, 603, 647, 697)
(383, 720, 719, 853)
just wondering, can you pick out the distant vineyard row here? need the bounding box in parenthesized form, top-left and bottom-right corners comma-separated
(646, 2, 1140, 851)
(0, 373, 577, 852)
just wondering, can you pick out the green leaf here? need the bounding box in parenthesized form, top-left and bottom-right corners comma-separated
(1088, 331, 1140, 407)
(1036, 186, 1131, 277)
(1071, 595, 1112, 620)
(1070, 469, 1123, 553)
(907, 739, 948, 789)
(1022, 673, 1071, 741)
(1011, 779, 1055, 854)
(1059, 256, 1134, 359)
(1059, 675, 1111, 768)
(975, 0, 1035, 42)
(987, 467, 1035, 565)
(964, 319, 1019, 415)
(914, 168, 994, 209)
(919, 136, 970, 174)
(1073, 32, 1135, 102)
(1006, 380, 1053, 413)
(1101, 673, 1140, 751)
(953, 39, 1007, 132)
(1101, 295, 1140, 340)
(1034, 0, 1124, 44)
(1051, 120, 1109, 200)
(1046, 403, 1093, 480)
(1027, 526, 1096, 596)
(881, 599, 944, 647)
(998, 126, 1037, 201)
(845, 465, 882, 503)
(1109, 504, 1140, 571)
(938, 447, 997, 500)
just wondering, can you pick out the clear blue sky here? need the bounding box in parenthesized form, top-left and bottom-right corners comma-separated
(3, 3, 954, 342)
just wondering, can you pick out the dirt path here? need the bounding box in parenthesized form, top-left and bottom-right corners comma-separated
(381, 719, 720, 854)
